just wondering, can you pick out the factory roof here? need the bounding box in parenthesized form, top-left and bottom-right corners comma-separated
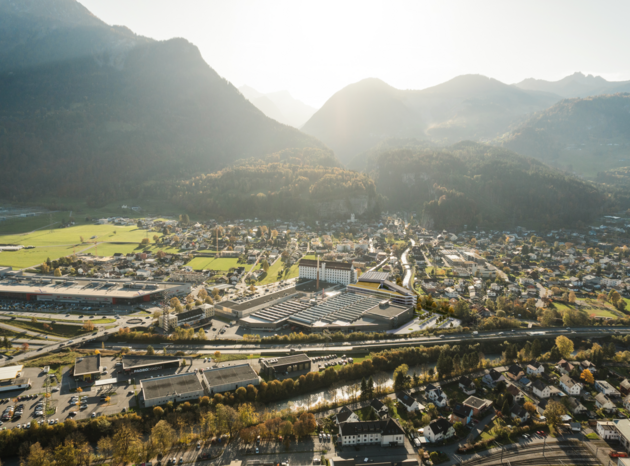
(261, 354, 311, 368)
(204, 364, 259, 390)
(74, 355, 101, 376)
(0, 365, 24, 382)
(122, 356, 180, 370)
(142, 373, 204, 401)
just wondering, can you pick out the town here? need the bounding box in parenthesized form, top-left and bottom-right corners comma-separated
(1, 210, 630, 466)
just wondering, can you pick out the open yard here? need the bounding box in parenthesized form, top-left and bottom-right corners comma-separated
(0, 245, 79, 269)
(187, 257, 242, 271)
(6, 320, 91, 338)
(256, 260, 299, 285)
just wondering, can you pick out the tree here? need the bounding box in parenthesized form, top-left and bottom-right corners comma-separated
(82, 320, 95, 331)
(568, 291, 576, 304)
(280, 420, 293, 437)
(153, 406, 164, 417)
(53, 267, 62, 277)
(453, 300, 471, 320)
(531, 339, 542, 359)
(112, 421, 142, 464)
(214, 351, 221, 361)
(21, 342, 29, 352)
(453, 421, 466, 436)
(555, 336, 574, 359)
(543, 400, 566, 430)
(523, 402, 537, 415)
(25, 442, 51, 466)
(198, 328, 206, 340)
(146, 345, 155, 356)
(97, 437, 114, 462)
(261, 260, 270, 272)
(151, 420, 177, 453)
(580, 369, 594, 385)
(141, 238, 150, 245)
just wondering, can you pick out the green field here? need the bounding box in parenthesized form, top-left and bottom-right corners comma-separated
(22, 350, 84, 368)
(0, 245, 79, 269)
(187, 257, 241, 271)
(256, 259, 299, 285)
(0, 224, 157, 247)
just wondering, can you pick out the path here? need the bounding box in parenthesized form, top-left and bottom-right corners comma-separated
(401, 238, 415, 289)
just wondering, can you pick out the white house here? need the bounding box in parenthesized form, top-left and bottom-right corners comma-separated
(397, 390, 421, 412)
(425, 418, 455, 443)
(338, 419, 405, 447)
(336, 406, 359, 425)
(594, 393, 616, 412)
(596, 421, 620, 441)
(526, 361, 544, 376)
(483, 369, 506, 387)
(595, 380, 620, 397)
(458, 376, 476, 395)
(531, 380, 551, 399)
(426, 384, 448, 408)
(559, 374, 582, 396)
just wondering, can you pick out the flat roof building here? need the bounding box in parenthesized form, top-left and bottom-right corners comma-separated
(347, 277, 417, 307)
(259, 354, 311, 379)
(0, 275, 191, 305)
(141, 372, 207, 407)
(121, 356, 181, 374)
(204, 364, 261, 394)
(298, 259, 357, 286)
(74, 355, 102, 381)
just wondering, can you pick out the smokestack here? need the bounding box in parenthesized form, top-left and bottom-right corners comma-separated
(316, 255, 319, 290)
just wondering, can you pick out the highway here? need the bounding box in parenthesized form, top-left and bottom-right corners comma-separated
(76, 325, 630, 358)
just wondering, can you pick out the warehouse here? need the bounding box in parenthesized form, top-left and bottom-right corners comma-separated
(73, 355, 102, 381)
(0, 365, 30, 392)
(204, 364, 261, 394)
(259, 354, 311, 379)
(287, 293, 413, 333)
(348, 274, 417, 307)
(141, 372, 207, 407)
(121, 356, 181, 375)
(0, 274, 191, 304)
(158, 305, 213, 330)
(298, 259, 357, 285)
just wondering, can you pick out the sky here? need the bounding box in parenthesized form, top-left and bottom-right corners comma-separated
(80, 0, 630, 108)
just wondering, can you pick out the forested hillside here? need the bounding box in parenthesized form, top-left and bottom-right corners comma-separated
(366, 142, 606, 230)
(171, 148, 380, 220)
(501, 94, 630, 177)
(0, 0, 322, 205)
(301, 75, 559, 163)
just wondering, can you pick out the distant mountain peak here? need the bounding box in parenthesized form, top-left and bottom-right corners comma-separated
(238, 85, 317, 128)
(514, 72, 630, 98)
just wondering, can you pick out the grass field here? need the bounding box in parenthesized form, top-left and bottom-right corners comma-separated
(187, 257, 241, 271)
(207, 353, 260, 363)
(6, 320, 91, 338)
(22, 350, 83, 368)
(0, 224, 157, 247)
(256, 259, 299, 285)
(0, 245, 79, 268)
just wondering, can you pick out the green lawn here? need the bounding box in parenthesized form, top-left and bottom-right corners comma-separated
(0, 245, 79, 268)
(207, 353, 260, 363)
(187, 257, 242, 271)
(581, 308, 619, 318)
(0, 224, 158, 247)
(585, 433, 600, 440)
(6, 320, 91, 338)
(256, 259, 299, 285)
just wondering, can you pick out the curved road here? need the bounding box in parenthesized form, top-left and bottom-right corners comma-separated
(401, 238, 415, 289)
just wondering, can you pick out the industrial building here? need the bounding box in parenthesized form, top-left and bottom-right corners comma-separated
(158, 305, 214, 330)
(204, 364, 261, 394)
(287, 293, 413, 333)
(73, 355, 102, 381)
(239, 299, 312, 331)
(141, 372, 207, 407)
(215, 286, 304, 319)
(347, 272, 417, 307)
(0, 274, 191, 304)
(298, 259, 357, 285)
(121, 356, 181, 375)
(0, 365, 31, 393)
(259, 354, 311, 379)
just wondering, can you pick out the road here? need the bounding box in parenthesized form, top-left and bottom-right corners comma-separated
(401, 239, 415, 289)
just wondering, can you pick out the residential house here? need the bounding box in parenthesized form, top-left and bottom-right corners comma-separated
(397, 390, 421, 412)
(596, 421, 620, 441)
(555, 359, 575, 375)
(595, 380, 621, 397)
(613, 419, 630, 452)
(510, 405, 529, 422)
(526, 361, 544, 376)
(336, 406, 359, 425)
(559, 374, 582, 396)
(483, 369, 506, 387)
(458, 376, 476, 395)
(580, 360, 597, 374)
(623, 395, 630, 413)
(338, 418, 405, 446)
(425, 418, 456, 443)
(620, 379, 630, 396)
(531, 380, 551, 399)
(594, 393, 616, 413)
(450, 404, 473, 425)
(426, 384, 448, 408)
(565, 396, 587, 415)
(463, 396, 493, 416)
(506, 384, 524, 402)
(506, 365, 525, 382)
(369, 399, 389, 418)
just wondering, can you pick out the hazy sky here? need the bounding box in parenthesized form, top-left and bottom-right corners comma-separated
(80, 0, 630, 108)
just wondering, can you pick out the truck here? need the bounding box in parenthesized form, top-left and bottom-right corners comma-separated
(472, 331, 478, 336)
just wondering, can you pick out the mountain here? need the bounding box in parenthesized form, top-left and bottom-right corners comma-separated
(364, 141, 606, 230)
(501, 94, 630, 177)
(239, 85, 317, 128)
(514, 72, 630, 98)
(172, 147, 380, 220)
(0, 0, 323, 204)
(301, 75, 560, 164)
